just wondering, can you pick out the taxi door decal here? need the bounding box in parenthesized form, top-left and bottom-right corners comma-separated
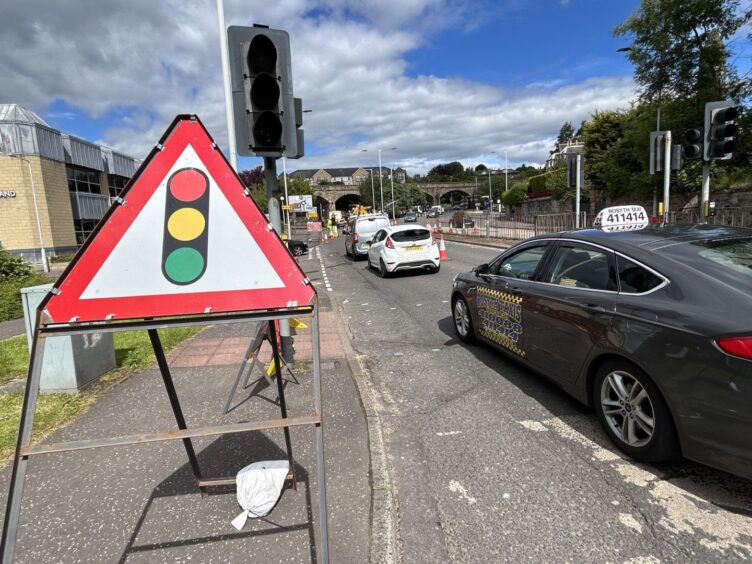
(476, 286, 525, 357)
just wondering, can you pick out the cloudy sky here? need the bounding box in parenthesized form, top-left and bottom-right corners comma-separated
(1, 0, 647, 174)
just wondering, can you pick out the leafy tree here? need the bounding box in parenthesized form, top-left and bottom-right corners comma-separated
(502, 183, 528, 208)
(0, 252, 32, 281)
(557, 122, 575, 144)
(475, 164, 487, 173)
(427, 161, 467, 181)
(238, 166, 265, 189)
(614, 0, 749, 103)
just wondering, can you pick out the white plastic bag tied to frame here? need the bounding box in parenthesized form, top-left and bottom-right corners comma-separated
(231, 460, 290, 530)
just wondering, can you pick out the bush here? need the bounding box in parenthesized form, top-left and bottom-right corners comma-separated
(50, 253, 75, 264)
(0, 274, 53, 322)
(0, 252, 32, 281)
(502, 184, 529, 207)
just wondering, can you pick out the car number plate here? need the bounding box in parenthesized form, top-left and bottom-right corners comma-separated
(404, 245, 424, 251)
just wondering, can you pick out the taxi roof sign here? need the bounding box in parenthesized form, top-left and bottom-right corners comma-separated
(42, 115, 315, 325)
(593, 205, 649, 231)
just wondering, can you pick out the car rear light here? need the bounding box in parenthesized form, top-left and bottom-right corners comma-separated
(385, 237, 394, 249)
(715, 336, 752, 360)
(353, 233, 359, 244)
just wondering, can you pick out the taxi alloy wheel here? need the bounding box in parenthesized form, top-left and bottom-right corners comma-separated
(291, 245, 304, 257)
(594, 361, 679, 463)
(453, 296, 475, 343)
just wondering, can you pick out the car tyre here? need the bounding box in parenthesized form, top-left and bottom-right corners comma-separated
(593, 360, 679, 463)
(291, 245, 304, 257)
(452, 295, 475, 343)
(431, 263, 441, 274)
(351, 244, 358, 259)
(379, 259, 390, 278)
(367, 254, 372, 269)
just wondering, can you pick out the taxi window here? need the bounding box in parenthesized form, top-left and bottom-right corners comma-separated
(497, 246, 547, 280)
(544, 245, 616, 291)
(616, 256, 663, 293)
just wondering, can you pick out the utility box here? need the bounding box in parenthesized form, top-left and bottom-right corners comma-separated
(22, 284, 116, 393)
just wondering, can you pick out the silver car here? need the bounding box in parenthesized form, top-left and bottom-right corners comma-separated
(344, 214, 391, 258)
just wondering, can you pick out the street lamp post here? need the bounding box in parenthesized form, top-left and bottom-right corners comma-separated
(390, 167, 395, 220)
(363, 168, 376, 211)
(11, 154, 48, 272)
(362, 147, 396, 214)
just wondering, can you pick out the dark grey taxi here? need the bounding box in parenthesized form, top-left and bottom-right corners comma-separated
(451, 224, 752, 479)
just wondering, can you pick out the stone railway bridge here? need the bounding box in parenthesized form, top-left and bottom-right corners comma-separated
(312, 182, 481, 211)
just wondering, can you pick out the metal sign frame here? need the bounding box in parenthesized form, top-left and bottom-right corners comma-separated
(1, 305, 329, 563)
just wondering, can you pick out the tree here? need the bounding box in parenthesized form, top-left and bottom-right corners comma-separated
(238, 166, 267, 210)
(475, 164, 487, 173)
(427, 161, 466, 181)
(614, 0, 749, 103)
(557, 122, 575, 144)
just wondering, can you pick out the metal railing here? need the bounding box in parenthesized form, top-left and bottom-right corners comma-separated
(431, 212, 586, 241)
(671, 206, 752, 228)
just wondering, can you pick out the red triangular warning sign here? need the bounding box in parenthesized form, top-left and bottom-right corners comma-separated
(43, 115, 315, 325)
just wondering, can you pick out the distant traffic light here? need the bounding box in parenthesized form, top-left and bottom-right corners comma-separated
(162, 168, 209, 285)
(227, 25, 298, 158)
(649, 131, 666, 174)
(704, 101, 737, 161)
(682, 128, 703, 160)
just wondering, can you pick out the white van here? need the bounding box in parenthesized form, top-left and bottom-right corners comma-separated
(343, 214, 391, 258)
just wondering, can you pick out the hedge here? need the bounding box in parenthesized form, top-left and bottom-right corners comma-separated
(0, 274, 53, 322)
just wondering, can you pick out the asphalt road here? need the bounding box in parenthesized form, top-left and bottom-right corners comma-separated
(314, 237, 752, 563)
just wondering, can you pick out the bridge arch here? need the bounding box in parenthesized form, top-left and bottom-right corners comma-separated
(439, 189, 472, 205)
(335, 193, 362, 211)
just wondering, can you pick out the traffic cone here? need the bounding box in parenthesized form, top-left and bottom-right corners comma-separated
(439, 234, 448, 261)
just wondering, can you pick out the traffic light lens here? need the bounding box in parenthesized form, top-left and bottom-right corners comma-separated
(248, 35, 277, 74)
(684, 129, 701, 144)
(251, 73, 280, 110)
(169, 168, 207, 202)
(167, 208, 206, 241)
(253, 111, 282, 146)
(164, 247, 205, 284)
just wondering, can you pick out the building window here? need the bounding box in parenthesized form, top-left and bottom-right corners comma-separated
(108, 174, 128, 197)
(73, 219, 99, 245)
(67, 166, 102, 194)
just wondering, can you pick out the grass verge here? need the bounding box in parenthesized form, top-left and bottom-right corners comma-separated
(0, 326, 203, 463)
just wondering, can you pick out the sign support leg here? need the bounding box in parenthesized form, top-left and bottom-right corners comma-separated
(311, 307, 330, 564)
(224, 323, 266, 414)
(1, 317, 47, 563)
(147, 329, 204, 491)
(267, 321, 297, 491)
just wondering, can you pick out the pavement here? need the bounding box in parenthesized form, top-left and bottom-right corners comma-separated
(0, 318, 25, 341)
(0, 252, 370, 563)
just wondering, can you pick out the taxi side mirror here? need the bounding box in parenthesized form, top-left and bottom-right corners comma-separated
(474, 263, 489, 274)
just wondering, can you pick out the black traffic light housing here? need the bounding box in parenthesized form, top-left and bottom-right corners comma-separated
(682, 128, 702, 160)
(227, 25, 300, 158)
(649, 131, 666, 173)
(704, 101, 737, 161)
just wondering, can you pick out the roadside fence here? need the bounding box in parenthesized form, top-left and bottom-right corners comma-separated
(431, 212, 586, 241)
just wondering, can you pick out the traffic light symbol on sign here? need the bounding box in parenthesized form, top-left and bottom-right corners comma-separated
(162, 167, 210, 285)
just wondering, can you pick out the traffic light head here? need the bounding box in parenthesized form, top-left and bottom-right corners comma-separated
(704, 101, 737, 160)
(682, 128, 702, 160)
(228, 25, 298, 157)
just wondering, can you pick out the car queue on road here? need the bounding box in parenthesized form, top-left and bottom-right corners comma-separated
(341, 205, 752, 481)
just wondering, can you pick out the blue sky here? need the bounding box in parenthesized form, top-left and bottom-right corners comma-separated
(3, 0, 740, 175)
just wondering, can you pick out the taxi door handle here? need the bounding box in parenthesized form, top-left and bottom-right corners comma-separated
(579, 303, 606, 314)
(504, 284, 522, 295)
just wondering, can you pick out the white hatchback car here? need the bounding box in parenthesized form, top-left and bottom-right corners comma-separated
(366, 224, 440, 277)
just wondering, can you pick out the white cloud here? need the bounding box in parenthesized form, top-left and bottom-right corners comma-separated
(0, 0, 635, 174)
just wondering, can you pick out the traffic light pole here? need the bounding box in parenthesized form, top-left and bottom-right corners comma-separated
(663, 130, 671, 222)
(264, 157, 294, 363)
(700, 163, 710, 222)
(575, 154, 581, 229)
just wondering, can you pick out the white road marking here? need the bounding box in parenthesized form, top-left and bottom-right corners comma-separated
(517, 420, 548, 432)
(619, 513, 643, 534)
(436, 431, 462, 437)
(315, 247, 333, 292)
(544, 414, 752, 558)
(448, 480, 477, 505)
